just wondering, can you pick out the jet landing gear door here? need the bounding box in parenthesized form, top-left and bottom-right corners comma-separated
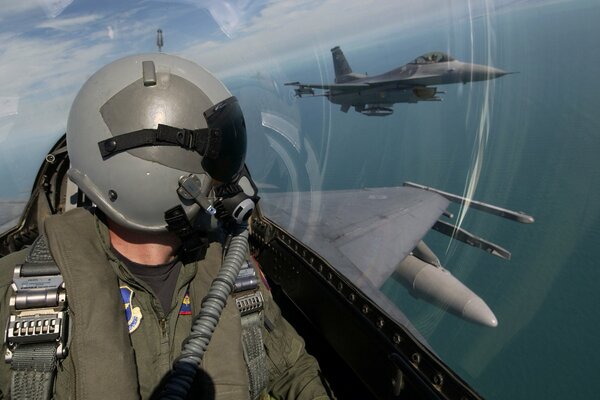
(250, 187, 485, 400)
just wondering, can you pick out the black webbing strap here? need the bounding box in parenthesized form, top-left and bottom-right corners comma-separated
(164, 206, 208, 261)
(98, 124, 221, 160)
(10, 343, 57, 400)
(233, 262, 268, 399)
(6, 235, 66, 400)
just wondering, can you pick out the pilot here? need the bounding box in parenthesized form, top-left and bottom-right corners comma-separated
(0, 54, 330, 400)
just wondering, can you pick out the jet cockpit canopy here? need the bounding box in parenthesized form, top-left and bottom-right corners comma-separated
(411, 51, 455, 64)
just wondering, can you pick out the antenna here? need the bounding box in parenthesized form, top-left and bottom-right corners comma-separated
(156, 29, 164, 52)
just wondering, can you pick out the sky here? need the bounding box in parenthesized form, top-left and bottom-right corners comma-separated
(0, 0, 579, 200)
(0, 0, 577, 195)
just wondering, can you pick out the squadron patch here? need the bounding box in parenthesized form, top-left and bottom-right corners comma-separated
(120, 285, 143, 333)
(179, 291, 192, 315)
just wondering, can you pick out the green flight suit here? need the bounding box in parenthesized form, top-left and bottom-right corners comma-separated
(0, 208, 329, 400)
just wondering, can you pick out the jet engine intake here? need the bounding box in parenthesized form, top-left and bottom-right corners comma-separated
(412, 87, 437, 99)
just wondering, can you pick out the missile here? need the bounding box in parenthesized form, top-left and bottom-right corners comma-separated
(403, 181, 534, 224)
(294, 87, 314, 97)
(395, 254, 498, 327)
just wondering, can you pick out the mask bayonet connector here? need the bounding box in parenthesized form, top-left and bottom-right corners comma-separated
(177, 174, 216, 215)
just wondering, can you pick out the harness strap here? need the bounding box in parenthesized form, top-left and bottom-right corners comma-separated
(240, 311, 269, 400)
(4, 235, 68, 400)
(233, 261, 269, 400)
(11, 343, 57, 400)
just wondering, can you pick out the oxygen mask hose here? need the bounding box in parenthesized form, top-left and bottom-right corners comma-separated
(159, 229, 249, 400)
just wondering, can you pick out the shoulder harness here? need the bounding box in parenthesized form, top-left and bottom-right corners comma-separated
(232, 260, 269, 400)
(4, 235, 68, 400)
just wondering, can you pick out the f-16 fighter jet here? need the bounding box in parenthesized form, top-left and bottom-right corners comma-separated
(286, 46, 512, 116)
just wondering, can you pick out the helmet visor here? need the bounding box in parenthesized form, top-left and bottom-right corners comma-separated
(202, 96, 247, 182)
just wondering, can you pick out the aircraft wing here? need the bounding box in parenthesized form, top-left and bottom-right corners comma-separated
(363, 73, 443, 87)
(284, 81, 369, 90)
(284, 81, 368, 96)
(285, 74, 443, 97)
(259, 186, 449, 289)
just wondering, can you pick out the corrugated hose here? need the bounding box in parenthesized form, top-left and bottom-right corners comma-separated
(159, 229, 249, 399)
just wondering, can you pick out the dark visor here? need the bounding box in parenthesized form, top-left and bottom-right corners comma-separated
(202, 96, 246, 182)
(97, 96, 246, 183)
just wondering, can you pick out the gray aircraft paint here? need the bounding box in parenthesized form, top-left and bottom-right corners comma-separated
(260, 186, 498, 327)
(286, 47, 510, 116)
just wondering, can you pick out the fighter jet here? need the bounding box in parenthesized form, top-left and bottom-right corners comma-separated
(285, 46, 512, 116)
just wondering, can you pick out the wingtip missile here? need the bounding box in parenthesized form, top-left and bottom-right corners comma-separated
(403, 181, 535, 224)
(396, 254, 498, 327)
(293, 87, 314, 97)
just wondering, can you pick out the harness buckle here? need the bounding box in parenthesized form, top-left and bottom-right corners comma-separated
(235, 291, 264, 316)
(5, 310, 68, 362)
(4, 267, 69, 363)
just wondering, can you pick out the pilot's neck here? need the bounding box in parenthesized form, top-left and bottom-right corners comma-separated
(107, 219, 181, 266)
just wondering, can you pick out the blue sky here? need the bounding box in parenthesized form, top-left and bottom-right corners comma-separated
(0, 0, 577, 199)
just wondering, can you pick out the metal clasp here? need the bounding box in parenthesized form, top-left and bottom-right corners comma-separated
(235, 291, 264, 316)
(4, 266, 68, 363)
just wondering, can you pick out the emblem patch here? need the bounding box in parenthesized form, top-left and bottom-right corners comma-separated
(120, 285, 143, 333)
(179, 292, 192, 315)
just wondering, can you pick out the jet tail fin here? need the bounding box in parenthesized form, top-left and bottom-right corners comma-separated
(331, 46, 353, 83)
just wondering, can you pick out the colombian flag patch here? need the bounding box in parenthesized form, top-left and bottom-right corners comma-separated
(179, 292, 192, 315)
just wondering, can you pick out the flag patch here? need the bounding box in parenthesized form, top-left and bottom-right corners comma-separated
(179, 292, 192, 315)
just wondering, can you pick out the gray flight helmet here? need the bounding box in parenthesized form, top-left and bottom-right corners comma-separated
(67, 53, 246, 233)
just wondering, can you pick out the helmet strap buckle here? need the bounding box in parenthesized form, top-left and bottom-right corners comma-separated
(177, 174, 216, 215)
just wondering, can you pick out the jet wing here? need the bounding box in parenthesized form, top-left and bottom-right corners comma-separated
(285, 73, 443, 94)
(260, 186, 449, 289)
(362, 73, 443, 87)
(284, 81, 369, 94)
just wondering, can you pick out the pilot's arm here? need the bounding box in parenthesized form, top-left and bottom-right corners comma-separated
(261, 286, 331, 400)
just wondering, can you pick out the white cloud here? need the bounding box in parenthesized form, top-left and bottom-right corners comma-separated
(0, 1, 42, 21)
(37, 14, 102, 30)
(38, 0, 74, 18)
(0, 0, 529, 153)
(162, 0, 268, 38)
(180, 0, 463, 78)
(0, 34, 113, 97)
(0, 98, 19, 119)
(0, 0, 73, 21)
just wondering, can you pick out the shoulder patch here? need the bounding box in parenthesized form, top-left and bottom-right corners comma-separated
(120, 285, 143, 333)
(179, 291, 192, 315)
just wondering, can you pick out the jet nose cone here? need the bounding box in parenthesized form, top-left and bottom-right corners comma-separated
(462, 298, 498, 327)
(488, 66, 512, 79)
(465, 64, 512, 82)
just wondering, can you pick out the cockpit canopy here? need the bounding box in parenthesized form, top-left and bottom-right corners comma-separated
(411, 51, 455, 64)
